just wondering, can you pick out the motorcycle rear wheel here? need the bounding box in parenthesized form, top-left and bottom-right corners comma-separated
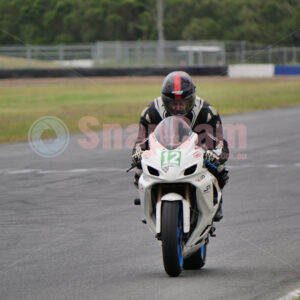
(161, 201, 183, 277)
(183, 243, 207, 270)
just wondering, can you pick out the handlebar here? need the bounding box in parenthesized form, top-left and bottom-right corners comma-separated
(203, 159, 220, 170)
(127, 152, 221, 172)
(126, 161, 139, 172)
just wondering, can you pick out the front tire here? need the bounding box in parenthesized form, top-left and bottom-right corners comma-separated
(161, 201, 183, 277)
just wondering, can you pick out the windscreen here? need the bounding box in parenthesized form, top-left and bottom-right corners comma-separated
(154, 116, 192, 150)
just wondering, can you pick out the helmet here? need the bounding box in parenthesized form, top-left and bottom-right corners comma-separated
(161, 71, 196, 116)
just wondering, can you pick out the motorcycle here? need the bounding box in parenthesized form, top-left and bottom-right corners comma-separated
(129, 116, 222, 277)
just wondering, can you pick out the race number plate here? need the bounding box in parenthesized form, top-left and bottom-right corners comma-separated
(161, 150, 181, 167)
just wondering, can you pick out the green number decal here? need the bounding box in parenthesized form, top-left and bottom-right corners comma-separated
(161, 151, 181, 167)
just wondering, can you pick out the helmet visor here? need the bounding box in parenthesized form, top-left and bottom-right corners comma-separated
(162, 93, 195, 116)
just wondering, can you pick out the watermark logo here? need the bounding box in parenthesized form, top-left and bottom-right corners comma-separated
(28, 116, 70, 158)
(27, 115, 248, 161)
(76, 117, 248, 160)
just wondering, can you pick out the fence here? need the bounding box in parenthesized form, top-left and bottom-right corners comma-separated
(0, 40, 299, 69)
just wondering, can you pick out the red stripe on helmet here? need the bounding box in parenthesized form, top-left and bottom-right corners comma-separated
(174, 72, 182, 100)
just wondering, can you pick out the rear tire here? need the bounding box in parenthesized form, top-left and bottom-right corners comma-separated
(161, 201, 183, 277)
(183, 243, 207, 270)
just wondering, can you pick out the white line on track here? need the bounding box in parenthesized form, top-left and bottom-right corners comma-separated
(8, 169, 38, 174)
(0, 167, 125, 175)
(0, 163, 299, 175)
(278, 286, 300, 300)
(266, 164, 283, 168)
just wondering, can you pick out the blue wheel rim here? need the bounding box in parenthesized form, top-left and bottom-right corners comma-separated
(177, 206, 183, 267)
(200, 245, 205, 259)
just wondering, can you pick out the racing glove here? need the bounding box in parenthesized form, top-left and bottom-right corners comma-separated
(204, 149, 229, 188)
(132, 145, 143, 168)
(204, 149, 226, 172)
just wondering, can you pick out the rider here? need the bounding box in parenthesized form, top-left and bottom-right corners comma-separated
(132, 71, 229, 222)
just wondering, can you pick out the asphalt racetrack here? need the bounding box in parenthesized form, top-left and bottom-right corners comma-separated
(1, 107, 300, 300)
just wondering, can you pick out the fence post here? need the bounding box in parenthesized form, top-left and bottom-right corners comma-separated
(198, 51, 203, 66)
(115, 41, 122, 67)
(267, 46, 272, 63)
(26, 45, 32, 68)
(124, 42, 129, 67)
(157, 40, 165, 67)
(221, 44, 226, 66)
(241, 40, 246, 63)
(283, 47, 287, 64)
(91, 43, 95, 63)
(292, 46, 297, 64)
(136, 41, 142, 67)
(59, 45, 64, 64)
(188, 49, 193, 66)
(94, 42, 103, 66)
(235, 48, 239, 64)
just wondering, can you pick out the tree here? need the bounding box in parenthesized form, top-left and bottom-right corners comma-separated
(0, 0, 299, 45)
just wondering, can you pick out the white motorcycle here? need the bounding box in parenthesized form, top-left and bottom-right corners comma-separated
(130, 116, 222, 277)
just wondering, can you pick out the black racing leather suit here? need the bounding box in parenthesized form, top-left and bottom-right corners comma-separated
(133, 96, 229, 188)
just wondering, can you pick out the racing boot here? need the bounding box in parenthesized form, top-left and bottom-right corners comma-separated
(213, 199, 223, 222)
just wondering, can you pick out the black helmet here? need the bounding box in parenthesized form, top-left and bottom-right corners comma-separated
(161, 71, 196, 115)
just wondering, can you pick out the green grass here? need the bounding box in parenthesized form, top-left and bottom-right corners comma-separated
(197, 78, 300, 114)
(0, 77, 300, 143)
(0, 56, 58, 69)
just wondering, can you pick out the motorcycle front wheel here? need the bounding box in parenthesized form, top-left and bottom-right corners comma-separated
(161, 201, 183, 277)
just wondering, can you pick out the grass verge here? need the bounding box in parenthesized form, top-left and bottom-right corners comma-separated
(0, 56, 58, 69)
(0, 76, 300, 144)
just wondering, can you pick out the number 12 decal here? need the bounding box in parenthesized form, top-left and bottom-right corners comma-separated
(161, 151, 181, 167)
